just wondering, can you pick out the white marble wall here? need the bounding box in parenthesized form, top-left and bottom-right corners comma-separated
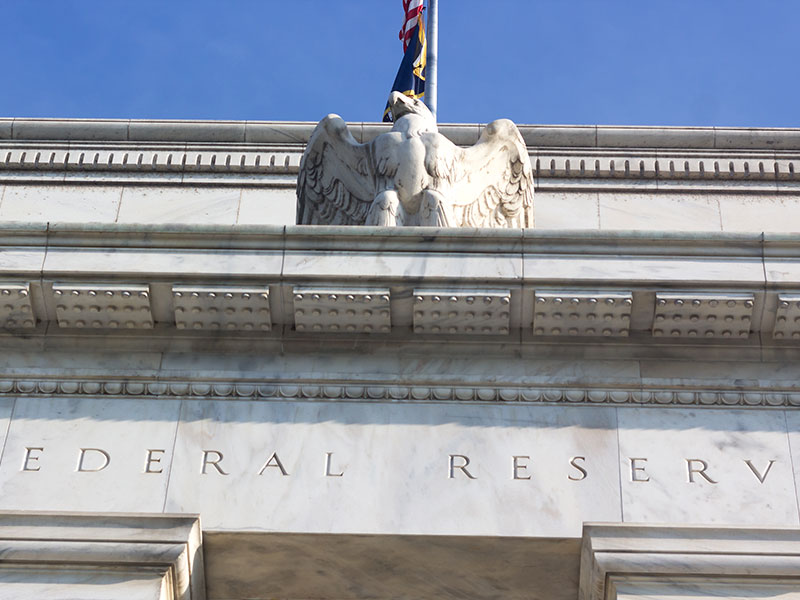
(0, 398, 796, 538)
(0, 183, 297, 226)
(534, 191, 800, 233)
(0, 569, 165, 600)
(2, 182, 800, 232)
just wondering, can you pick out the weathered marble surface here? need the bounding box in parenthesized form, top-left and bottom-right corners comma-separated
(0, 512, 204, 600)
(580, 524, 800, 600)
(0, 182, 297, 226)
(237, 188, 296, 225)
(0, 397, 181, 512)
(0, 570, 165, 600)
(598, 192, 724, 231)
(617, 408, 798, 526)
(117, 187, 241, 225)
(166, 401, 620, 536)
(3, 177, 800, 233)
(0, 184, 123, 223)
(0, 399, 795, 538)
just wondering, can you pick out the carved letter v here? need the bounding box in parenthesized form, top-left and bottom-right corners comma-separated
(744, 459, 776, 484)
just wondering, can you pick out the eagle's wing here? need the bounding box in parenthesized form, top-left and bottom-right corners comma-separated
(296, 115, 376, 225)
(427, 119, 533, 228)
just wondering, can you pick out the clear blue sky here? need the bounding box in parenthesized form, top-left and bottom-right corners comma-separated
(4, 1, 799, 127)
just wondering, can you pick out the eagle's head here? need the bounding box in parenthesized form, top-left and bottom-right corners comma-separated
(388, 92, 436, 136)
(389, 91, 432, 120)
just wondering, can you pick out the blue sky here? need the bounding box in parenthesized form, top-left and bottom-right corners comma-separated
(3, 1, 799, 127)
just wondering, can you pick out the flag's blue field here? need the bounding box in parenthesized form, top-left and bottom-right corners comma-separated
(2, 0, 799, 127)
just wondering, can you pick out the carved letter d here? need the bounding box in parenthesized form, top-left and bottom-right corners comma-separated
(77, 448, 111, 472)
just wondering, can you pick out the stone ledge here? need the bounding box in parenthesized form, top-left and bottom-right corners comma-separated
(4, 118, 800, 150)
(580, 524, 800, 600)
(3, 222, 767, 253)
(0, 225, 798, 342)
(0, 512, 205, 600)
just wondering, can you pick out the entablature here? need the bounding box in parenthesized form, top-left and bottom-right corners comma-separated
(0, 223, 797, 348)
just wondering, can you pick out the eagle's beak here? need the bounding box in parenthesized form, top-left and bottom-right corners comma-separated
(389, 92, 411, 119)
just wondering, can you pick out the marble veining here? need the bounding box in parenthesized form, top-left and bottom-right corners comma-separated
(617, 408, 799, 526)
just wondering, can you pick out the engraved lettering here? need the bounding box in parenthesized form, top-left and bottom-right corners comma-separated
(744, 459, 776, 484)
(201, 450, 229, 475)
(324, 452, 344, 477)
(629, 457, 650, 482)
(686, 459, 718, 484)
(144, 449, 165, 474)
(77, 448, 110, 472)
(22, 447, 43, 471)
(258, 452, 289, 476)
(448, 454, 476, 479)
(512, 455, 531, 480)
(569, 456, 588, 481)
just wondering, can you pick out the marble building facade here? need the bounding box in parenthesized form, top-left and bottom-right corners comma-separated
(0, 118, 800, 598)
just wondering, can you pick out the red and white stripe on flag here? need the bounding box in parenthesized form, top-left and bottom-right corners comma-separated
(399, 0, 424, 52)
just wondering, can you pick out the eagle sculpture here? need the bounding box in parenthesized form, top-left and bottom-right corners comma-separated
(296, 91, 534, 228)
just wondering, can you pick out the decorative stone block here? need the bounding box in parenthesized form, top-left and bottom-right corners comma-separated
(773, 294, 800, 340)
(172, 286, 271, 331)
(293, 287, 390, 333)
(0, 283, 35, 329)
(533, 291, 632, 337)
(653, 292, 753, 339)
(53, 284, 153, 329)
(413, 289, 511, 335)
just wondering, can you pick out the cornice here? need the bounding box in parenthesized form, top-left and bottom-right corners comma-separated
(0, 222, 768, 253)
(3, 120, 800, 188)
(1, 224, 798, 342)
(4, 118, 800, 150)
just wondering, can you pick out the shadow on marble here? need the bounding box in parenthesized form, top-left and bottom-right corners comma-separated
(204, 532, 580, 600)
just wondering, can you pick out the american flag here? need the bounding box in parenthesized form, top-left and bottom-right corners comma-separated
(399, 0, 424, 52)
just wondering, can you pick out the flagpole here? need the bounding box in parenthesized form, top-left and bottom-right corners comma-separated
(425, 0, 438, 120)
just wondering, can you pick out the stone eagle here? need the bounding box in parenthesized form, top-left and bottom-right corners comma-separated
(296, 91, 534, 228)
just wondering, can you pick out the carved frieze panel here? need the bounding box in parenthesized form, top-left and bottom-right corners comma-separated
(293, 287, 391, 333)
(533, 291, 632, 337)
(773, 294, 800, 339)
(412, 289, 511, 335)
(653, 292, 753, 339)
(53, 284, 153, 329)
(0, 283, 35, 329)
(172, 286, 271, 331)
